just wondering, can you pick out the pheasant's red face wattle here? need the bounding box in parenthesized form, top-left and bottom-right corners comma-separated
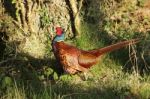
(56, 27, 63, 36)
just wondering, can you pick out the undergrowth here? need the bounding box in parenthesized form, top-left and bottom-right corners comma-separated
(0, 0, 150, 99)
(1, 64, 150, 99)
(1, 22, 150, 99)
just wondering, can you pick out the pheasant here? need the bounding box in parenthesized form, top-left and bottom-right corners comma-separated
(52, 27, 139, 74)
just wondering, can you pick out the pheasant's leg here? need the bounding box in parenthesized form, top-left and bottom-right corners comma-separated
(83, 72, 88, 80)
(77, 71, 89, 81)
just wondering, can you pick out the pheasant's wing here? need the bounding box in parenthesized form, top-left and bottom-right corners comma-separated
(59, 47, 88, 73)
(78, 51, 98, 68)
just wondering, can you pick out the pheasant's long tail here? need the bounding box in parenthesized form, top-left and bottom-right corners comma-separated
(92, 39, 140, 57)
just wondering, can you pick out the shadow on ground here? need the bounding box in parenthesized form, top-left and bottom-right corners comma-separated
(0, 53, 137, 99)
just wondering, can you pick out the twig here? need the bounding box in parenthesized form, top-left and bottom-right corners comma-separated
(129, 44, 138, 74)
(0, 57, 16, 65)
(141, 51, 150, 70)
(61, 92, 88, 99)
(12, 20, 30, 36)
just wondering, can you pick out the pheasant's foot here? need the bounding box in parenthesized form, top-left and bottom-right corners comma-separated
(77, 72, 89, 81)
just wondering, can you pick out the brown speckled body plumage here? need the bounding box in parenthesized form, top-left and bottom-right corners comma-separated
(52, 39, 139, 74)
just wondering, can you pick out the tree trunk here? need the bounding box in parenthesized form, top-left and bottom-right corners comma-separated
(0, 0, 82, 59)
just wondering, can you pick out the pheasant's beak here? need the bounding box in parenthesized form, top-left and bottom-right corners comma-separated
(56, 27, 63, 36)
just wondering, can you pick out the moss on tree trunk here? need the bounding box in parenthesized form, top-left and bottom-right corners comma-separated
(0, 0, 83, 59)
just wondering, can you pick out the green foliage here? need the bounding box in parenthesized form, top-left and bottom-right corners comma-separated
(53, 72, 59, 80)
(137, 0, 147, 7)
(1, 76, 13, 89)
(104, 21, 137, 40)
(75, 22, 102, 50)
(45, 31, 53, 57)
(0, 0, 150, 99)
(43, 67, 53, 78)
(139, 83, 150, 99)
(100, 0, 150, 40)
(39, 8, 52, 28)
(0, 69, 149, 99)
(11, 0, 16, 4)
(60, 74, 73, 81)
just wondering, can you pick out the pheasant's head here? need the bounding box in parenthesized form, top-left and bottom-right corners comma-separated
(56, 27, 63, 36)
(53, 27, 65, 42)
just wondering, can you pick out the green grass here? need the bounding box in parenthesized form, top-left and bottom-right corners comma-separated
(1, 22, 150, 99)
(1, 67, 150, 99)
(75, 22, 103, 49)
(1, 0, 150, 99)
